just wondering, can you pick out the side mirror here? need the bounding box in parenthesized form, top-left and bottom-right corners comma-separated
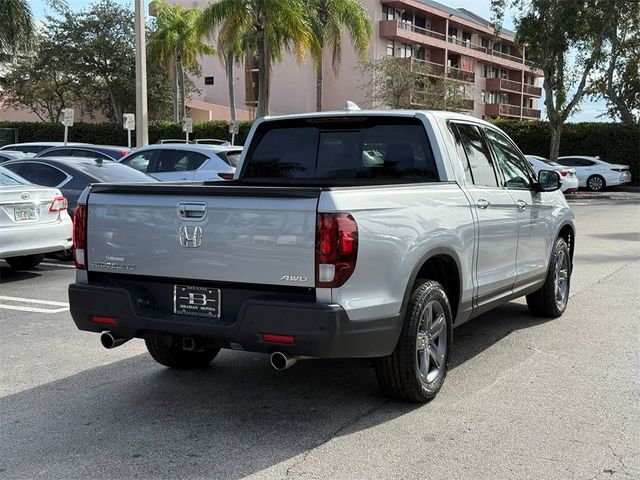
(538, 170, 562, 192)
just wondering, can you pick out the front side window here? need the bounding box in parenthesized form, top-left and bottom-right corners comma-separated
(244, 117, 438, 182)
(452, 123, 498, 187)
(484, 129, 533, 189)
(122, 150, 155, 173)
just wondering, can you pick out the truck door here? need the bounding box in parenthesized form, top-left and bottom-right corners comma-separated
(450, 123, 518, 311)
(483, 128, 553, 289)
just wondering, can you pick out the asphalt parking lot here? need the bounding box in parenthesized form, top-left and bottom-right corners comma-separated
(1, 195, 639, 480)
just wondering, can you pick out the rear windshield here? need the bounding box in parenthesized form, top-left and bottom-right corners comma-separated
(72, 161, 157, 182)
(242, 117, 439, 182)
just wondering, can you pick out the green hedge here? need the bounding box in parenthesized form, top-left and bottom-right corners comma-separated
(0, 120, 254, 147)
(1, 119, 637, 185)
(493, 120, 640, 185)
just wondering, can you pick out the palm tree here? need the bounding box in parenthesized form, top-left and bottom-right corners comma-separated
(0, 0, 34, 54)
(307, 0, 372, 111)
(148, 0, 214, 122)
(198, 0, 312, 118)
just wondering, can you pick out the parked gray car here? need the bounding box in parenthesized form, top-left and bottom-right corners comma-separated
(68, 109, 575, 402)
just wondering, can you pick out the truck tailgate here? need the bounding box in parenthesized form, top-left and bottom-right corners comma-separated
(86, 185, 319, 288)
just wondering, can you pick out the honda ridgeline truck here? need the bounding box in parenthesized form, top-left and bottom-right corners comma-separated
(68, 109, 575, 402)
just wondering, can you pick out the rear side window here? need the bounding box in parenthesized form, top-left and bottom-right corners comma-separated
(19, 162, 67, 187)
(452, 123, 498, 187)
(243, 117, 438, 182)
(187, 152, 208, 170)
(217, 150, 242, 168)
(153, 150, 189, 173)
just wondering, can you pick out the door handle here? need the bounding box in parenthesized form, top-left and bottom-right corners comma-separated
(476, 198, 490, 209)
(177, 202, 207, 220)
(516, 200, 528, 211)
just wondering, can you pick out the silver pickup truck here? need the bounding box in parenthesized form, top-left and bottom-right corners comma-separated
(68, 110, 575, 402)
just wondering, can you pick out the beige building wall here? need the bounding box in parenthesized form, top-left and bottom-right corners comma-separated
(170, 0, 542, 120)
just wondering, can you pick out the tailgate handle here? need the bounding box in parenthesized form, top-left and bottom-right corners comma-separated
(178, 202, 207, 220)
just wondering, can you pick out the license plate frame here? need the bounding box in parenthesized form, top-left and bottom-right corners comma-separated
(173, 285, 221, 318)
(14, 206, 37, 222)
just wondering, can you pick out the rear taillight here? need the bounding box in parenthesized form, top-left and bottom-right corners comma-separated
(217, 172, 234, 180)
(73, 205, 87, 270)
(611, 168, 628, 172)
(120, 150, 128, 157)
(49, 196, 68, 212)
(315, 212, 358, 288)
(559, 169, 569, 177)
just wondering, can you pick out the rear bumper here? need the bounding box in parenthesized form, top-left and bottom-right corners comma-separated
(0, 218, 72, 258)
(68, 282, 401, 358)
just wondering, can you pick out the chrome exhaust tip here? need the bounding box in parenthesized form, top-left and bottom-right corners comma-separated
(270, 351, 298, 371)
(100, 331, 131, 349)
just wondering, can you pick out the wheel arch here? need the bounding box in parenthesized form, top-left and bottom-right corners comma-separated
(557, 222, 575, 265)
(401, 247, 463, 324)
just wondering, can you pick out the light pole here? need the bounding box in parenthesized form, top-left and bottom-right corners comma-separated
(135, 0, 149, 146)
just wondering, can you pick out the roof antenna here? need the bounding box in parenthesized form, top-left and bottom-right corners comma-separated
(345, 101, 361, 112)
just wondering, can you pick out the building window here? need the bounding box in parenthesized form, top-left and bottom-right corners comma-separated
(462, 31, 472, 44)
(399, 43, 413, 58)
(499, 69, 508, 79)
(382, 5, 395, 20)
(481, 90, 486, 103)
(386, 41, 395, 57)
(448, 27, 458, 39)
(204, 76, 214, 85)
(481, 38, 490, 49)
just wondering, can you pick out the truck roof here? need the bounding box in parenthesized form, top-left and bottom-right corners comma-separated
(260, 109, 496, 128)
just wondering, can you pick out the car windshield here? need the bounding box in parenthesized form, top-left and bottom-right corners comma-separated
(0, 166, 31, 186)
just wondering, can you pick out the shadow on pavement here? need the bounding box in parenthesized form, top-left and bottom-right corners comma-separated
(0, 266, 41, 283)
(0, 301, 552, 479)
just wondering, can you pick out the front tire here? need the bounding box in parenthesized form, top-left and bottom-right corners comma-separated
(374, 280, 453, 403)
(587, 175, 606, 191)
(526, 237, 571, 317)
(145, 334, 220, 369)
(5, 254, 45, 270)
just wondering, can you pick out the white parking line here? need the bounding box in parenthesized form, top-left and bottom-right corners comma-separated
(0, 296, 70, 314)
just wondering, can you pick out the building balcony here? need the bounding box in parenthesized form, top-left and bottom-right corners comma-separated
(410, 58, 474, 83)
(485, 103, 541, 119)
(523, 83, 543, 96)
(379, 19, 539, 73)
(485, 78, 542, 97)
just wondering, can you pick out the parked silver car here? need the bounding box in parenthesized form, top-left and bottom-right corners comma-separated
(118, 144, 241, 181)
(0, 166, 72, 270)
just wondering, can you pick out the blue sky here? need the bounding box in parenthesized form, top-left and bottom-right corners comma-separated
(29, 0, 609, 122)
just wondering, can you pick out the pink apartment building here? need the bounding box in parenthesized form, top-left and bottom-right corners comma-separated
(175, 0, 543, 122)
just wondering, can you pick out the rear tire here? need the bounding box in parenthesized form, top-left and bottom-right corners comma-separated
(374, 280, 453, 403)
(526, 237, 571, 317)
(587, 175, 606, 192)
(145, 334, 220, 369)
(5, 254, 45, 270)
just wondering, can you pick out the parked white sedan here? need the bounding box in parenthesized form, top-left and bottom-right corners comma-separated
(0, 166, 72, 270)
(525, 155, 579, 193)
(557, 155, 632, 191)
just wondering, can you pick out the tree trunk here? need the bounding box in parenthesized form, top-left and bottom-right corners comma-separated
(108, 87, 121, 122)
(256, 29, 269, 118)
(549, 122, 562, 162)
(172, 58, 179, 123)
(177, 55, 186, 122)
(315, 56, 323, 112)
(227, 50, 236, 127)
